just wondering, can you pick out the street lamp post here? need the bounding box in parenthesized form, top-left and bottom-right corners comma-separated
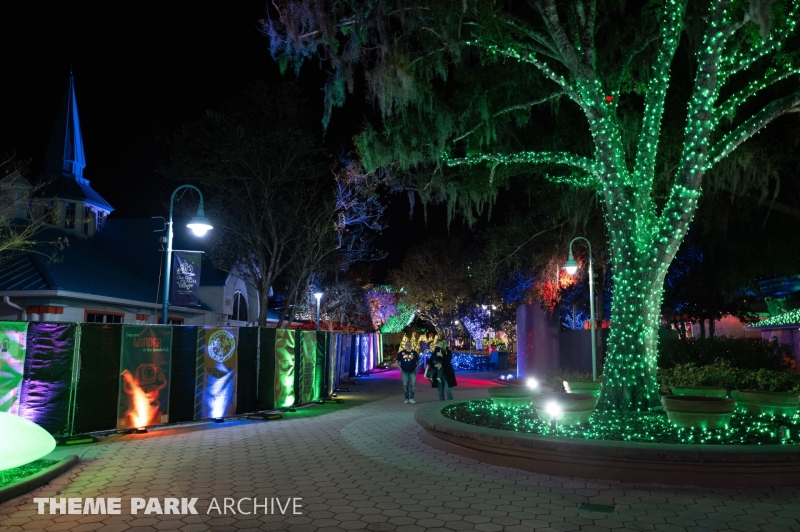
(314, 291, 323, 331)
(161, 185, 213, 325)
(563, 237, 597, 382)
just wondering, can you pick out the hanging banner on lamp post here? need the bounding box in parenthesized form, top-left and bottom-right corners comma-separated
(171, 251, 202, 307)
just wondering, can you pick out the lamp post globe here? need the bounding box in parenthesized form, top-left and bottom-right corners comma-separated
(314, 292, 323, 331)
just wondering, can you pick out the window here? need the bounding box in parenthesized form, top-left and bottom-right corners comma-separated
(44, 201, 54, 224)
(65, 202, 75, 229)
(232, 292, 248, 321)
(85, 311, 123, 323)
(96, 210, 107, 231)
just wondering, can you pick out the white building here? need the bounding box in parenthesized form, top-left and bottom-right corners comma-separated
(0, 73, 276, 325)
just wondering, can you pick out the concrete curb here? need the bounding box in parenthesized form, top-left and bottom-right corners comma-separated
(0, 455, 80, 504)
(415, 400, 800, 487)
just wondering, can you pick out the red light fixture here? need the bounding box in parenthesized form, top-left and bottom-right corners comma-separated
(605, 95, 613, 103)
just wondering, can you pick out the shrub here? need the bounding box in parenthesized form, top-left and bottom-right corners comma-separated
(658, 360, 800, 395)
(658, 336, 794, 371)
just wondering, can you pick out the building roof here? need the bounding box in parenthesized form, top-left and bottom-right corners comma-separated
(97, 218, 227, 287)
(0, 223, 210, 311)
(35, 72, 114, 212)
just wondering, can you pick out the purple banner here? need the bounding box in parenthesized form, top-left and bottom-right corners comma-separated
(171, 251, 202, 307)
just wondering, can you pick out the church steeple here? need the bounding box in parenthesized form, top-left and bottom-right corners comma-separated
(44, 70, 87, 179)
(35, 71, 114, 236)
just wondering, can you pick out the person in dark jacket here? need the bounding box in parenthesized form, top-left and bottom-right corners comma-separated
(428, 340, 457, 400)
(394, 342, 420, 404)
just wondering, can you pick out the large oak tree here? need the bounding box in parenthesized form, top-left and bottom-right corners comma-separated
(266, 0, 800, 410)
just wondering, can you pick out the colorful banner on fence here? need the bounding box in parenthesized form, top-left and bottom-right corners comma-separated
(117, 326, 172, 429)
(195, 327, 238, 419)
(274, 329, 295, 408)
(0, 322, 27, 414)
(171, 251, 202, 307)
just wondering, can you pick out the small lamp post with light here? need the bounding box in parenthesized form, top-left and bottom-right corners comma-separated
(161, 185, 213, 325)
(314, 291, 323, 331)
(563, 236, 597, 382)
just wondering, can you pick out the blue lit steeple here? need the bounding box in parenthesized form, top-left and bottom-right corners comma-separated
(45, 69, 87, 179)
(38, 71, 114, 217)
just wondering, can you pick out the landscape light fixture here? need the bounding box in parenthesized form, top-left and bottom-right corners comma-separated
(161, 184, 213, 325)
(526, 378, 538, 390)
(545, 401, 563, 431)
(135, 427, 148, 434)
(563, 236, 597, 382)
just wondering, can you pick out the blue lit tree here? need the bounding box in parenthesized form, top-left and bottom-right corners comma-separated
(266, 0, 800, 410)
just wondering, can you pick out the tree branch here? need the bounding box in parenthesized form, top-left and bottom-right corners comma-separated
(530, 0, 591, 78)
(675, 0, 733, 190)
(444, 150, 597, 175)
(720, 3, 800, 81)
(473, 41, 584, 105)
(632, 0, 687, 189)
(707, 90, 800, 169)
(715, 66, 800, 121)
(451, 92, 566, 143)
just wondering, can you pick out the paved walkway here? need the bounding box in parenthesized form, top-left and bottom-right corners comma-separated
(2, 369, 800, 532)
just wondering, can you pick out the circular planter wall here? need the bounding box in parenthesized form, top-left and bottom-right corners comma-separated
(564, 381, 602, 398)
(732, 390, 800, 417)
(531, 392, 597, 425)
(415, 401, 800, 487)
(671, 386, 727, 398)
(487, 386, 535, 407)
(661, 396, 735, 429)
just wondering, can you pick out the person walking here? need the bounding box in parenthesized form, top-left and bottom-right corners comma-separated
(395, 342, 420, 404)
(429, 340, 457, 400)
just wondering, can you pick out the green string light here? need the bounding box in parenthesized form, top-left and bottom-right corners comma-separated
(445, 400, 800, 445)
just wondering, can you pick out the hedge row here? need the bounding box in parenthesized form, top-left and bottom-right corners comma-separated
(658, 336, 793, 371)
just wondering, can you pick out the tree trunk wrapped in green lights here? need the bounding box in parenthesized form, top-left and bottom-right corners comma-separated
(266, 0, 800, 411)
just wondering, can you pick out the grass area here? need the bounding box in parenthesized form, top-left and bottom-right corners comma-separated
(442, 399, 800, 445)
(0, 460, 58, 489)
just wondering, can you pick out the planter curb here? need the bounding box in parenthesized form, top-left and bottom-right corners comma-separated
(0, 455, 80, 504)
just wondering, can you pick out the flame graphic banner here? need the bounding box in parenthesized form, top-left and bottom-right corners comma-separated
(117, 326, 173, 429)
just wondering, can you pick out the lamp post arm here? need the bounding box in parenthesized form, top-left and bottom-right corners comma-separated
(162, 185, 207, 325)
(568, 236, 597, 381)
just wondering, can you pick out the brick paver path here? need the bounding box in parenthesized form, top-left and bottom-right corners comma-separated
(2, 369, 800, 531)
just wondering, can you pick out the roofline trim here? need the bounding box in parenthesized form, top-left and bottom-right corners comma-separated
(0, 290, 208, 314)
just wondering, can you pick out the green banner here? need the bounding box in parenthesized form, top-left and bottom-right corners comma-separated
(195, 327, 239, 419)
(117, 326, 172, 429)
(274, 329, 295, 408)
(0, 322, 27, 414)
(298, 331, 317, 404)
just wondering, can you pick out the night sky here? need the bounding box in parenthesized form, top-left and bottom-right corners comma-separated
(2, 1, 477, 281)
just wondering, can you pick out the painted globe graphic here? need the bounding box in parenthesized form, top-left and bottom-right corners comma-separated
(208, 330, 235, 362)
(0, 413, 56, 471)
